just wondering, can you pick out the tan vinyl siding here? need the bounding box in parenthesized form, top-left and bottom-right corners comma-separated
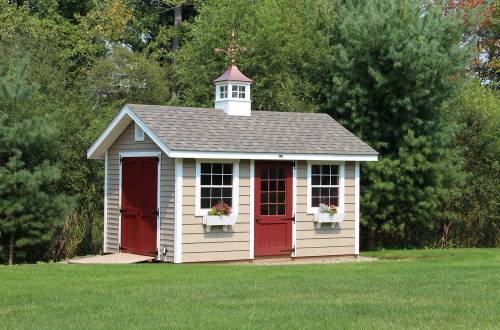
(295, 161, 356, 257)
(181, 159, 251, 263)
(106, 122, 175, 262)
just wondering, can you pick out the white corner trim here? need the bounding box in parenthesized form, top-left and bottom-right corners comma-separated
(169, 150, 378, 162)
(118, 154, 122, 248)
(249, 160, 255, 259)
(103, 151, 108, 254)
(306, 161, 345, 215)
(355, 162, 360, 255)
(156, 153, 161, 260)
(292, 161, 297, 257)
(174, 158, 183, 264)
(194, 159, 240, 217)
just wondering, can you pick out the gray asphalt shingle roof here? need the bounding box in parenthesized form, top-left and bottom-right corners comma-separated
(127, 104, 378, 155)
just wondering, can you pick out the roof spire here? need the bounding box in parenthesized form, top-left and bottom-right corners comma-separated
(214, 29, 246, 66)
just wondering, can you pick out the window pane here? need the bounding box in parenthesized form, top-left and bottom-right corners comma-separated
(331, 165, 339, 175)
(223, 174, 232, 185)
(212, 163, 223, 174)
(329, 197, 339, 206)
(330, 187, 339, 198)
(232, 91, 238, 98)
(312, 198, 320, 207)
(278, 180, 285, 191)
(269, 181, 277, 191)
(261, 204, 268, 215)
(261, 180, 268, 191)
(321, 188, 329, 197)
(269, 204, 276, 215)
(278, 168, 285, 179)
(212, 175, 222, 185)
(278, 204, 285, 215)
(312, 188, 320, 197)
(330, 175, 339, 185)
(212, 188, 222, 198)
(312, 175, 320, 185)
(239, 92, 245, 99)
(312, 165, 320, 175)
(269, 193, 276, 203)
(223, 198, 232, 207)
(261, 193, 268, 203)
(222, 188, 232, 198)
(223, 163, 232, 174)
(201, 198, 211, 208)
(201, 163, 211, 173)
(321, 165, 330, 175)
(201, 188, 210, 198)
(201, 174, 211, 185)
(321, 175, 330, 185)
(239, 85, 245, 92)
(269, 169, 277, 179)
(278, 192, 285, 203)
(232, 85, 238, 91)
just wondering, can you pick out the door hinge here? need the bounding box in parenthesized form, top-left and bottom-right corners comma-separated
(292, 245, 296, 255)
(293, 214, 296, 224)
(156, 157, 160, 163)
(292, 160, 296, 168)
(156, 209, 160, 216)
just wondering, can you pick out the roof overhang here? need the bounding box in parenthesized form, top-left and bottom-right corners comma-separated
(87, 105, 378, 162)
(86, 105, 172, 159)
(168, 151, 378, 161)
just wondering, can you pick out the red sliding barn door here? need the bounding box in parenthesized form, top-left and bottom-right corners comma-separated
(120, 157, 158, 256)
(254, 162, 293, 256)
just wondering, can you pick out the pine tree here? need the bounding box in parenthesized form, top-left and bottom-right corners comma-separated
(0, 57, 71, 265)
(324, 0, 471, 247)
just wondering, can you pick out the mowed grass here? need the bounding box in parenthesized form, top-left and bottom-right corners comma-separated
(0, 249, 499, 329)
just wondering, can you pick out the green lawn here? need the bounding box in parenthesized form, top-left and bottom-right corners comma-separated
(1, 249, 499, 329)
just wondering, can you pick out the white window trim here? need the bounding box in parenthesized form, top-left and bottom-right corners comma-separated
(118, 151, 161, 259)
(306, 161, 345, 215)
(195, 159, 240, 217)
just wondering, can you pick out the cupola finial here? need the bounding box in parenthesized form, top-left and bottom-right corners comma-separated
(214, 29, 246, 66)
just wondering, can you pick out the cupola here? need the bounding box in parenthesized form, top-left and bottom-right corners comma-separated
(214, 64, 252, 116)
(213, 30, 252, 116)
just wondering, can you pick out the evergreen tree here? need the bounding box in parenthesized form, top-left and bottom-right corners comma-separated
(0, 57, 71, 264)
(324, 0, 471, 248)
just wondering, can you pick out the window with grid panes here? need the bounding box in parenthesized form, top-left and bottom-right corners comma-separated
(231, 85, 246, 98)
(260, 167, 287, 215)
(219, 85, 228, 99)
(200, 163, 233, 209)
(311, 164, 339, 207)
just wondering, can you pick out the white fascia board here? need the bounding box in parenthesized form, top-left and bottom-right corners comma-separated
(86, 105, 172, 160)
(169, 150, 378, 162)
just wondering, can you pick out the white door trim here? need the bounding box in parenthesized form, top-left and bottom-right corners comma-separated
(249, 160, 255, 259)
(118, 151, 161, 258)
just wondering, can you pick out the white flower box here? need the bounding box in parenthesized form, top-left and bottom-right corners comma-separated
(313, 212, 344, 229)
(203, 215, 237, 232)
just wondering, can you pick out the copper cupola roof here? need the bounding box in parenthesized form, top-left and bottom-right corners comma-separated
(213, 64, 253, 83)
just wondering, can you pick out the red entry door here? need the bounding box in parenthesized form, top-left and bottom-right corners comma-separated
(120, 157, 158, 256)
(254, 162, 293, 256)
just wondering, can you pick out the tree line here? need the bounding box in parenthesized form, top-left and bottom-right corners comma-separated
(0, 0, 498, 264)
